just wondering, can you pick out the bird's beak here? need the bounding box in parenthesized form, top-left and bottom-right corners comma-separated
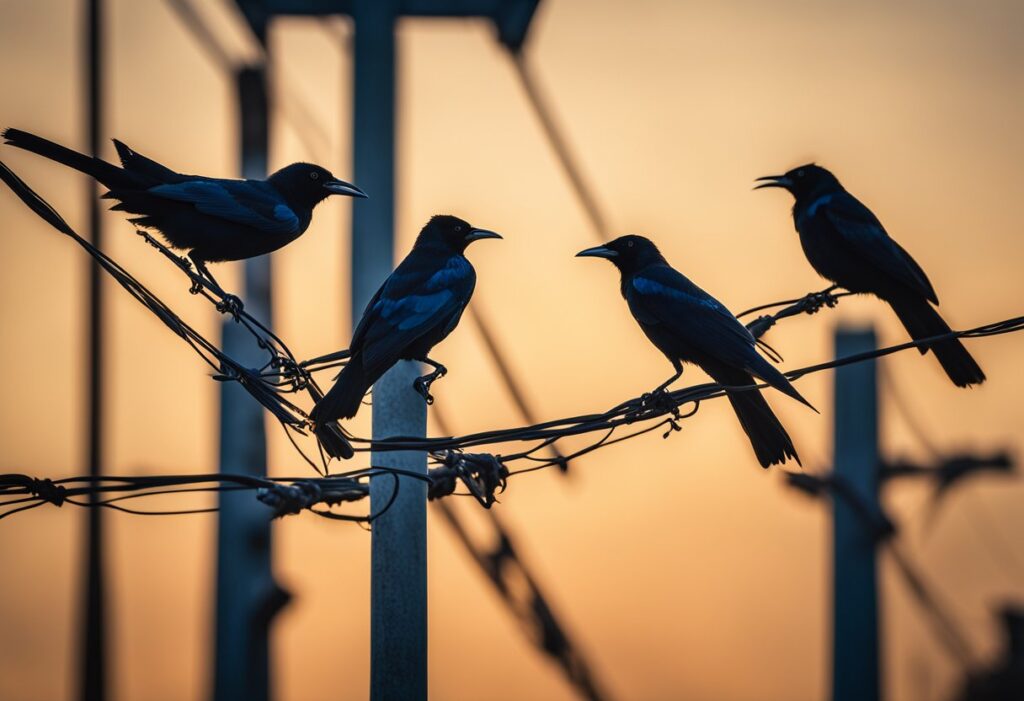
(465, 228, 502, 242)
(753, 175, 792, 191)
(323, 179, 368, 198)
(575, 245, 618, 259)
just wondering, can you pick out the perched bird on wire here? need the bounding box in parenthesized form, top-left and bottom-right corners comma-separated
(577, 235, 815, 468)
(311, 215, 501, 458)
(2, 127, 366, 301)
(755, 164, 984, 388)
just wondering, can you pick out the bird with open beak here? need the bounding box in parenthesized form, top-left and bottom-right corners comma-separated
(756, 163, 984, 388)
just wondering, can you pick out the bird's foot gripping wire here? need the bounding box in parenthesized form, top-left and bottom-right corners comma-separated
(627, 387, 680, 424)
(801, 285, 842, 315)
(413, 364, 447, 405)
(428, 451, 508, 508)
(626, 368, 684, 423)
(189, 257, 245, 318)
(214, 293, 244, 317)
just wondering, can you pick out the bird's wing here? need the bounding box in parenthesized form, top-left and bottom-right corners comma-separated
(628, 265, 758, 368)
(823, 192, 938, 304)
(354, 253, 476, 375)
(147, 179, 301, 236)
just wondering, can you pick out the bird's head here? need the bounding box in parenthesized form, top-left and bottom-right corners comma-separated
(415, 214, 502, 253)
(269, 163, 367, 209)
(754, 163, 842, 202)
(576, 234, 666, 274)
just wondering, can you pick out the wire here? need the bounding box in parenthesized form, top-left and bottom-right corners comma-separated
(509, 51, 610, 240)
(165, 6, 575, 473)
(879, 362, 942, 459)
(5, 158, 1024, 499)
(164, 0, 331, 159)
(885, 540, 978, 670)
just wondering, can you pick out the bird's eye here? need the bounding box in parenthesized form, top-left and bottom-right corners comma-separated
(310, 172, 319, 180)
(454, 225, 463, 232)
(626, 240, 634, 248)
(796, 170, 804, 178)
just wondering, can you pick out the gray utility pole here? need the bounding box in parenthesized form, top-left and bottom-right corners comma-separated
(212, 62, 290, 701)
(81, 0, 107, 699)
(349, 3, 432, 698)
(228, 3, 540, 699)
(832, 327, 881, 701)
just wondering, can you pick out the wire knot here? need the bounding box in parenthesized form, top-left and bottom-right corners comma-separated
(257, 481, 322, 518)
(428, 451, 509, 508)
(31, 478, 67, 507)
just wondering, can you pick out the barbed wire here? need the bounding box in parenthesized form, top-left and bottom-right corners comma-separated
(3, 158, 1024, 524)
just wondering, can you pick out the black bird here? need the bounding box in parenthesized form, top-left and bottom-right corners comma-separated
(577, 235, 815, 468)
(2, 128, 366, 297)
(755, 164, 984, 387)
(312, 215, 501, 458)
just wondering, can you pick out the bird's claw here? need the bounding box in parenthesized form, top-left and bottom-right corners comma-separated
(640, 389, 672, 411)
(215, 294, 244, 317)
(803, 289, 841, 315)
(413, 377, 435, 405)
(627, 388, 677, 423)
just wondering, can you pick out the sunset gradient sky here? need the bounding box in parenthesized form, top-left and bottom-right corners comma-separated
(1, 1, 1023, 699)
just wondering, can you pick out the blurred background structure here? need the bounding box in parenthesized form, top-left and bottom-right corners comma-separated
(1, 1, 1023, 700)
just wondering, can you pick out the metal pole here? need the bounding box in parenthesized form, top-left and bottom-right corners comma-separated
(832, 327, 881, 701)
(212, 62, 288, 701)
(81, 0, 107, 698)
(350, 2, 428, 698)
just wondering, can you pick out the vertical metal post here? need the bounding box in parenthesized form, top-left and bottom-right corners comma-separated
(832, 327, 881, 701)
(350, 1, 428, 699)
(81, 0, 107, 698)
(212, 62, 288, 701)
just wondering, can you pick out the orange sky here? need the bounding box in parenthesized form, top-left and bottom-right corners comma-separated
(2, 1, 1023, 700)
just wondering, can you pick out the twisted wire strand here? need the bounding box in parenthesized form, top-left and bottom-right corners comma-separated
(2, 159, 1021, 523)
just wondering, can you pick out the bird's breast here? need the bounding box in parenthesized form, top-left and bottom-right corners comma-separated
(424, 256, 474, 291)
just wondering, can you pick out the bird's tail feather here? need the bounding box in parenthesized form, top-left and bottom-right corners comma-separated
(889, 296, 985, 388)
(309, 356, 375, 460)
(313, 422, 354, 461)
(747, 355, 817, 413)
(712, 367, 800, 468)
(312, 354, 375, 423)
(2, 128, 127, 188)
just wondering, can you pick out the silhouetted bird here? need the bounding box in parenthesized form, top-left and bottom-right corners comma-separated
(756, 164, 984, 387)
(312, 215, 501, 458)
(2, 128, 366, 297)
(577, 235, 815, 468)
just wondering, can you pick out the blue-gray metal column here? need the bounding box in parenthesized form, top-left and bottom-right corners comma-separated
(212, 64, 288, 701)
(832, 327, 881, 701)
(351, 2, 429, 699)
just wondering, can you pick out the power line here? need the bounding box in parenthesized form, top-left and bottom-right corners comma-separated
(169, 2, 572, 475)
(434, 500, 612, 701)
(5, 158, 1024, 481)
(165, 0, 330, 158)
(509, 51, 610, 241)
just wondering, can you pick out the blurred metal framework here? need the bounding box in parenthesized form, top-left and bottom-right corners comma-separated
(786, 329, 1017, 700)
